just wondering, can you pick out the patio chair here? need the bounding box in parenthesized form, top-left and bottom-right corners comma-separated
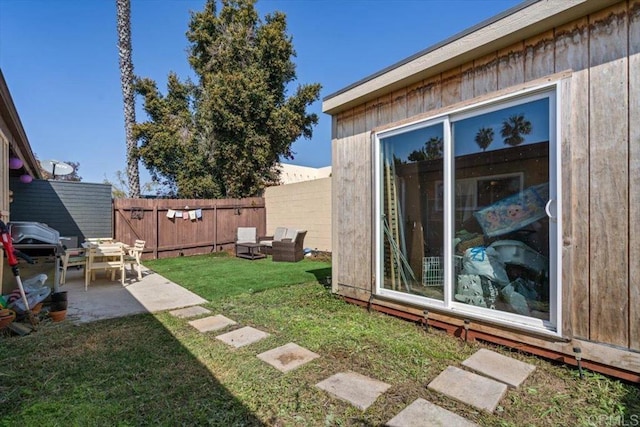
(272, 230, 307, 262)
(124, 239, 146, 280)
(84, 243, 125, 291)
(258, 227, 288, 255)
(235, 227, 258, 257)
(60, 247, 86, 285)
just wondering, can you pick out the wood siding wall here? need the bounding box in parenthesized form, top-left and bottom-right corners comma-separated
(9, 179, 113, 242)
(332, 0, 639, 357)
(113, 198, 265, 259)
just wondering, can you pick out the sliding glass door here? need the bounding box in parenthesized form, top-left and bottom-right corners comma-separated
(376, 87, 559, 332)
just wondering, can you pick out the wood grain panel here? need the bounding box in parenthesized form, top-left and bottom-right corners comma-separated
(460, 62, 474, 102)
(588, 3, 629, 346)
(423, 74, 442, 112)
(524, 29, 555, 81)
(353, 105, 367, 135)
(441, 67, 462, 107)
(628, 0, 640, 351)
(559, 77, 573, 338)
(391, 88, 407, 123)
(497, 42, 525, 89)
(555, 17, 590, 338)
(343, 135, 356, 287)
(378, 94, 393, 128)
(331, 117, 339, 292)
(334, 133, 347, 286)
(354, 130, 372, 292)
(473, 53, 498, 97)
(365, 99, 379, 130)
(406, 80, 425, 118)
(336, 113, 349, 140)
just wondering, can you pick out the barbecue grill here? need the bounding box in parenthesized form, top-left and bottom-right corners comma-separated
(1, 222, 63, 293)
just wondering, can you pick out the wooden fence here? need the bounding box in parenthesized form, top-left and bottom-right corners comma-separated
(113, 198, 266, 259)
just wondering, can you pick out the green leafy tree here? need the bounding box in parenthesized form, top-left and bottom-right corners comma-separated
(116, 0, 140, 197)
(500, 114, 532, 147)
(134, 0, 321, 198)
(407, 136, 443, 162)
(474, 126, 494, 151)
(103, 170, 159, 198)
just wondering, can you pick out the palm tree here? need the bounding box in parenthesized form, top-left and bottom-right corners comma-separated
(117, 0, 140, 197)
(500, 114, 532, 147)
(474, 127, 495, 151)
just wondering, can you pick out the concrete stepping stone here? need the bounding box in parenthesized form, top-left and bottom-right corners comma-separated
(169, 306, 212, 318)
(188, 314, 236, 333)
(386, 398, 479, 427)
(316, 371, 391, 411)
(216, 326, 270, 348)
(257, 342, 319, 373)
(428, 366, 507, 413)
(462, 348, 536, 388)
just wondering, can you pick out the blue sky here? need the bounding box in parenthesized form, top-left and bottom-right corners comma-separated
(0, 0, 521, 186)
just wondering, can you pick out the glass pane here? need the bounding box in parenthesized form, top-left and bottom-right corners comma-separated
(452, 98, 551, 320)
(380, 123, 444, 300)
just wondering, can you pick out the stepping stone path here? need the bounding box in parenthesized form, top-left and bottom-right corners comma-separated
(188, 314, 236, 332)
(386, 398, 479, 427)
(169, 306, 211, 318)
(316, 371, 391, 410)
(257, 342, 320, 373)
(171, 306, 536, 424)
(462, 348, 536, 388)
(216, 326, 270, 348)
(428, 366, 508, 413)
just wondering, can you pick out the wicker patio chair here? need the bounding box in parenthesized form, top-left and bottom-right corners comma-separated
(272, 230, 307, 262)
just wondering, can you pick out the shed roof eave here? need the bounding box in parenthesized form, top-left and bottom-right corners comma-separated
(322, 0, 618, 115)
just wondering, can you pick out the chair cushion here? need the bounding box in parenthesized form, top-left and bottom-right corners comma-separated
(236, 227, 257, 243)
(283, 228, 298, 241)
(273, 227, 288, 241)
(258, 240, 273, 247)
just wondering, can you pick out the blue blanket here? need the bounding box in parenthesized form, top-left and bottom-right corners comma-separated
(473, 183, 549, 237)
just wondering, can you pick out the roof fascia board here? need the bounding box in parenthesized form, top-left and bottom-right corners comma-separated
(323, 0, 618, 115)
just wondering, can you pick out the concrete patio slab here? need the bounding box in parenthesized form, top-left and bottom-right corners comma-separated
(428, 366, 507, 413)
(257, 342, 319, 373)
(170, 306, 212, 319)
(386, 398, 478, 427)
(316, 371, 391, 411)
(216, 326, 270, 348)
(63, 267, 207, 323)
(462, 348, 536, 388)
(189, 314, 237, 333)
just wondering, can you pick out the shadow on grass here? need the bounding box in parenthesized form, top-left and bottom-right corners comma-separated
(0, 314, 265, 426)
(306, 267, 332, 288)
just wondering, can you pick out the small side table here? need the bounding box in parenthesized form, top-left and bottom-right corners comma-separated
(235, 242, 266, 260)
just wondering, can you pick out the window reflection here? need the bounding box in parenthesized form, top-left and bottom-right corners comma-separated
(381, 123, 444, 300)
(379, 96, 553, 322)
(453, 98, 550, 320)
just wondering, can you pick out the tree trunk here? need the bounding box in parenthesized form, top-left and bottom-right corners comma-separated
(117, 0, 140, 197)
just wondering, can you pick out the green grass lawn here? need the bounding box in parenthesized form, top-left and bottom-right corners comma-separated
(145, 252, 332, 300)
(1, 253, 638, 426)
